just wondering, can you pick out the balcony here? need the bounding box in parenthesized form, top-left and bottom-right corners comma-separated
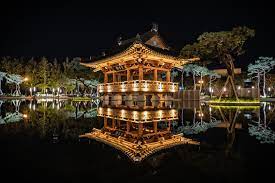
(98, 80, 179, 93)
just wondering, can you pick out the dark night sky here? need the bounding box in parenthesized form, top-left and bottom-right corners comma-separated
(0, 0, 274, 68)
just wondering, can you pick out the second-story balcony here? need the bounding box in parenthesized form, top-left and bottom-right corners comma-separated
(98, 80, 179, 93)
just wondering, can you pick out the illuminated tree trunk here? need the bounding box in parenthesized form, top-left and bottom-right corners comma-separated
(257, 72, 260, 98)
(199, 74, 203, 94)
(219, 55, 239, 101)
(263, 71, 266, 97)
(181, 69, 184, 89)
(0, 78, 3, 95)
(263, 102, 266, 128)
(209, 76, 213, 98)
(193, 108, 196, 124)
(193, 74, 196, 90)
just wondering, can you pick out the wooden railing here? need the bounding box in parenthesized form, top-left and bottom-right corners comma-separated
(98, 80, 179, 93)
(97, 107, 178, 123)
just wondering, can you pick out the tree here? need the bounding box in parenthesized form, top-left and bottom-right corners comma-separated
(181, 26, 255, 100)
(24, 58, 39, 93)
(5, 74, 24, 96)
(182, 64, 217, 94)
(37, 57, 51, 94)
(0, 72, 7, 95)
(248, 57, 275, 97)
(208, 71, 221, 98)
(182, 64, 200, 90)
(49, 58, 62, 89)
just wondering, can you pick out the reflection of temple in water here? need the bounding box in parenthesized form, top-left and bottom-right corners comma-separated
(80, 106, 199, 162)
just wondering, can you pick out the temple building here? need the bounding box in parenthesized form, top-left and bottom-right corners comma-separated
(79, 24, 200, 161)
(81, 24, 199, 107)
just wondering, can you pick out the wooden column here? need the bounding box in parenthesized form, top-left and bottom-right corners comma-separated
(154, 69, 158, 81)
(126, 121, 130, 133)
(104, 117, 107, 128)
(139, 66, 143, 81)
(112, 118, 115, 129)
(166, 70, 171, 82)
(118, 74, 121, 82)
(153, 121, 157, 133)
(127, 69, 131, 81)
(138, 123, 143, 136)
(117, 120, 121, 128)
(104, 72, 108, 84)
(113, 72, 116, 82)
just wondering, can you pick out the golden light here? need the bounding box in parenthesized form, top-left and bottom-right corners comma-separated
(132, 111, 139, 119)
(237, 86, 241, 90)
(23, 114, 28, 118)
(121, 109, 126, 118)
(143, 111, 148, 120)
(157, 110, 163, 119)
(197, 112, 204, 117)
(24, 77, 29, 81)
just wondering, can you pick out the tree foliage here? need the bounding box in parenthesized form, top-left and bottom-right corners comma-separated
(248, 57, 275, 97)
(0, 57, 99, 95)
(181, 26, 255, 99)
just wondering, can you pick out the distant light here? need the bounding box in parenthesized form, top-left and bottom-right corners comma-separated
(198, 112, 204, 117)
(237, 86, 241, 90)
(24, 77, 29, 81)
(252, 86, 255, 89)
(248, 90, 250, 93)
(23, 114, 28, 118)
(268, 87, 271, 91)
(209, 87, 213, 93)
(33, 87, 36, 92)
(29, 88, 32, 92)
(268, 105, 272, 110)
(223, 87, 227, 92)
(198, 80, 204, 84)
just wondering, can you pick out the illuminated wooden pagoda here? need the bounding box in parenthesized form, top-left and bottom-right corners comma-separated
(81, 24, 198, 105)
(80, 107, 199, 162)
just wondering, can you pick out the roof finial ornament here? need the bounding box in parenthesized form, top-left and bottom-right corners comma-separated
(135, 33, 142, 42)
(151, 22, 158, 32)
(117, 36, 122, 46)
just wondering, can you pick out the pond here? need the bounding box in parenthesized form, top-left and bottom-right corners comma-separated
(0, 99, 275, 182)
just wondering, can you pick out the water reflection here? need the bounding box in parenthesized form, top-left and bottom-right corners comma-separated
(80, 103, 199, 162)
(0, 99, 99, 143)
(248, 102, 275, 144)
(0, 99, 275, 148)
(1, 99, 275, 181)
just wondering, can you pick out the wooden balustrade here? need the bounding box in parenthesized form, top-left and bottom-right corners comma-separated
(98, 80, 178, 93)
(97, 107, 178, 123)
